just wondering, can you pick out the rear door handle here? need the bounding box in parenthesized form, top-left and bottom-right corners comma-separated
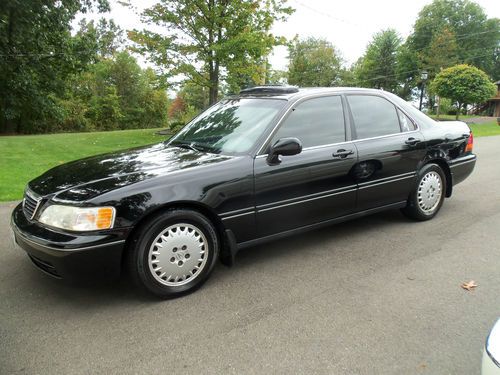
(332, 149, 354, 158)
(405, 137, 420, 146)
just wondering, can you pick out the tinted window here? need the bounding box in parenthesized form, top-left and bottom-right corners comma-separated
(397, 108, 416, 132)
(348, 95, 401, 139)
(271, 96, 345, 148)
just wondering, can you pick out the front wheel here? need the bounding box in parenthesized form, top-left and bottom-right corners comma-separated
(401, 164, 446, 221)
(127, 209, 219, 298)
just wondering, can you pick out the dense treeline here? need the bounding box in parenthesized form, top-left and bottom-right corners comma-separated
(0, 0, 498, 134)
(0, 1, 168, 134)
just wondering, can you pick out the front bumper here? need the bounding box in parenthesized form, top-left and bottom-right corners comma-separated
(11, 203, 129, 281)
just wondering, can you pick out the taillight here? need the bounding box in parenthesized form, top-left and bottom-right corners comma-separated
(465, 131, 473, 153)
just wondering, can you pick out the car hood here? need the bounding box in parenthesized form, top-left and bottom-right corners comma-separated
(29, 142, 233, 201)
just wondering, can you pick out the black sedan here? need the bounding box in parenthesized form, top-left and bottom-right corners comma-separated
(11, 86, 476, 297)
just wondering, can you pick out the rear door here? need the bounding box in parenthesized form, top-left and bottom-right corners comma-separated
(253, 95, 358, 237)
(346, 94, 426, 211)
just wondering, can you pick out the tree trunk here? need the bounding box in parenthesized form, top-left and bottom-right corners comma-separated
(456, 103, 461, 120)
(436, 96, 441, 119)
(208, 62, 219, 105)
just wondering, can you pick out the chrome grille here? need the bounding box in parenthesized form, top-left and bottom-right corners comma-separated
(23, 190, 41, 219)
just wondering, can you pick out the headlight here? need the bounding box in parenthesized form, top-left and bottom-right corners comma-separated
(38, 205, 116, 231)
(486, 319, 500, 367)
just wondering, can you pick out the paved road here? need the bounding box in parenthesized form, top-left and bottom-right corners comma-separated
(1, 136, 499, 375)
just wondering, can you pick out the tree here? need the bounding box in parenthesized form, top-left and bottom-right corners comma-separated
(408, 0, 500, 78)
(395, 43, 419, 100)
(179, 80, 209, 112)
(354, 29, 401, 92)
(430, 64, 496, 119)
(58, 51, 169, 131)
(129, 0, 293, 105)
(287, 37, 342, 87)
(76, 18, 125, 59)
(420, 27, 458, 76)
(0, 0, 109, 133)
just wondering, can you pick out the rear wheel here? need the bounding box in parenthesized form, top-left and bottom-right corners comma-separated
(401, 164, 446, 221)
(127, 209, 219, 298)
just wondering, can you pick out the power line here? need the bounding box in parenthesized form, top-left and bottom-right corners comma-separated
(291, 0, 500, 40)
(291, 0, 361, 27)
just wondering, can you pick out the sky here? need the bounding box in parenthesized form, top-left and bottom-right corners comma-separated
(77, 0, 500, 70)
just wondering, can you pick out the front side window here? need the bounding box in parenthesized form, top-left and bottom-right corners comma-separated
(170, 98, 286, 154)
(347, 95, 401, 139)
(271, 96, 345, 149)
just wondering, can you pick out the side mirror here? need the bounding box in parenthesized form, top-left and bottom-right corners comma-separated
(267, 137, 302, 165)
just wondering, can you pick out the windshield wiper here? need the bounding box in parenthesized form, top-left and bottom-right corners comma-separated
(170, 141, 201, 152)
(170, 140, 219, 154)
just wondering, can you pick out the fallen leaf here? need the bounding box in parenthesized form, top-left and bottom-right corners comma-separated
(461, 280, 478, 291)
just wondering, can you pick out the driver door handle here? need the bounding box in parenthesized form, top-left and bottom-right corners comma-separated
(332, 149, 354, 158)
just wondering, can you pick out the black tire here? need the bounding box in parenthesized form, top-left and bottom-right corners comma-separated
(401, 163, 446, 221)
(126, 208, 219, 298)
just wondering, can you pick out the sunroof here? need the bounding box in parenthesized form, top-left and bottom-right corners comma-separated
(239, 85, 299, 95)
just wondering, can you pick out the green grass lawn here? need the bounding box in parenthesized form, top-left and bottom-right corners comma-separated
(0, 128, 167, 201)
(467, 121, 500, 137)
(433, 119, 500, 137)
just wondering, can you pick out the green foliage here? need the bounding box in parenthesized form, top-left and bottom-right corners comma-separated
(0, 0, 110, 133)
(430, 64, 496, 119)
(395, 43, 420, 100)
(420, 27, 458, 76)
(179, 80, 209, 112)
(129, 0, 294, 104)
(76, 18, 126, 59)
(287, 37, 343, 87)
(265, 67, 288, 86)
(59, 51, 169, 132)
(354, 29, 401, 92)
(408, 0, 500, 78)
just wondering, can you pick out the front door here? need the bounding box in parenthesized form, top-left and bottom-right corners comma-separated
(254, 95, 358, 237)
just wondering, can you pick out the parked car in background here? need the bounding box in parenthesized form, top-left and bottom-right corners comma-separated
(11, 86, 476, 298)
(483, 319, 500, 375)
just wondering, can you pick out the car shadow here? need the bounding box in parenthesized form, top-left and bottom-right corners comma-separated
(17, 209, 406, 305)
(232, 208, 406, 269)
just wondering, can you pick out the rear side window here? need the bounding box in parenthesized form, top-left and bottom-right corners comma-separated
(347, 95, 401, 139)
(271, 96, 345, 148)
(397, 108, 417, 132)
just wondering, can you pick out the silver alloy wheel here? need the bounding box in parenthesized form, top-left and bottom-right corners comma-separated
(417, 171, 442, 214)
(148, 223, 208, 286)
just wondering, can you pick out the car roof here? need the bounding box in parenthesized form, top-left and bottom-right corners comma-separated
(229, 86, 390, 101)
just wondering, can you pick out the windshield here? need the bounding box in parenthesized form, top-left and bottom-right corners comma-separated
(169, 98, 286, 154)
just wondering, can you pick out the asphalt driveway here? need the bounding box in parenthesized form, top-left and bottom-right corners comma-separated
(1, 136, 499, 374)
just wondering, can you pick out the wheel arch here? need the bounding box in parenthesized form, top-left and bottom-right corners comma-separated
(121, 200, 228, 269)
(422, 158, 452, 197)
